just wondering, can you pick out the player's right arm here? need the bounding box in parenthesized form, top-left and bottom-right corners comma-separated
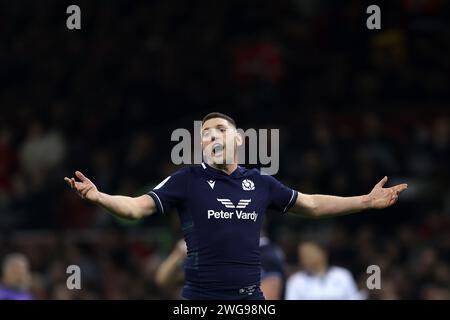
(64, 171, 156, 220)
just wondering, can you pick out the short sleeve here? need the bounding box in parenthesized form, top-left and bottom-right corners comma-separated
(264, 175, 297, 213)
(147, 168, 189, 214)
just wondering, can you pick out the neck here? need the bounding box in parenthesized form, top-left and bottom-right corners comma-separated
(208, 162, 238, 175)
(311, 264, 327, 275)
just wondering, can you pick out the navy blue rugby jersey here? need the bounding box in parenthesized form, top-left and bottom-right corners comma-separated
(147, 162, 297, 299)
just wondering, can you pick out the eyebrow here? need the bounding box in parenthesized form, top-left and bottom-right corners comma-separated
(202, 124, 228, 131)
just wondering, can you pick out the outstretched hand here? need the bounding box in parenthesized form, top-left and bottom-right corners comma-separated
(368, 176, 408, 209)
(64, 171, 99, 202)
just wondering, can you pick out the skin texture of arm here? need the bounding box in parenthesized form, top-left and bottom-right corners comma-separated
(291, 176, 408, 218)
(154, 240, 187, 289)
(64, 171, 156, 220)
(261, 275, 283, 300)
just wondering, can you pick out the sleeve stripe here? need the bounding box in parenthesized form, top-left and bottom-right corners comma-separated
(149, 191, 164, 214)
(282, 190, 297, 214)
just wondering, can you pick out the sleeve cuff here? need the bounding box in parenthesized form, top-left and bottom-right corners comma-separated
(147, 191, 164, 214)
(282, 190, 298, 214)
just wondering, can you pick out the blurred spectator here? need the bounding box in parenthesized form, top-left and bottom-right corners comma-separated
(286, 241, 364, 300)
(0, 253, 33, 300)
(154, 239, 186, 299)
(19, 121, 66, 179)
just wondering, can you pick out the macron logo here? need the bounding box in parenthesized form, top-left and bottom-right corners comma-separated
(207, 180, 215, 189)
(217, 198, 251, 209)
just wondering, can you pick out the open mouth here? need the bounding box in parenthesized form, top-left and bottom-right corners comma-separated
(212, 143, 224, 156)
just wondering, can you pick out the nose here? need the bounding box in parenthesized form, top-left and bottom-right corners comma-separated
(210, 129, 220, 141)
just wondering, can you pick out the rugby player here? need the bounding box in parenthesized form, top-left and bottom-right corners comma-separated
(64, 112, 407, 300)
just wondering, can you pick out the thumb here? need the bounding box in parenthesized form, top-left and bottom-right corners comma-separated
(376, 176, 388, 188)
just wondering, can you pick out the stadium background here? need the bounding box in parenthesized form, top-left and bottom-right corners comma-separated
(0, 0, 449, 299)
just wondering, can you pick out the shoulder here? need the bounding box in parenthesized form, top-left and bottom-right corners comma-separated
(238, 166, 261, 178)
(168, 165, 200, 178)
(176, 165, 197, 174)
(153, 165, 197, 189)
(242, 168, 280, 187)
(329, 266, 355, 281)
(287, 271, 308, 284)
(258, 172, 284, 185)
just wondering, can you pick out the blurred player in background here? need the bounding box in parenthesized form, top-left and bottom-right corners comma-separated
(64, 112, 408, 300)
(154, 239, 187, 299)
(0, 253, 33, 300)
(155, 231, 287, 300)
(286, 241, 364, 300)
(259, 228, 287, 300)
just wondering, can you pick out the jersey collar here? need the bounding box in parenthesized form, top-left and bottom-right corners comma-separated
(202, 162, 243, 179)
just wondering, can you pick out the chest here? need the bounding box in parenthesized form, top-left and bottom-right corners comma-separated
(188, 177, 268, 210)
(186, 175, 269, 223)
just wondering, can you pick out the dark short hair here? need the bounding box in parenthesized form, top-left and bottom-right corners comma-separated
(202, 112, 236, 128)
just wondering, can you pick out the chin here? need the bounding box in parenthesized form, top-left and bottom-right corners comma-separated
(211, 158, 226, 166)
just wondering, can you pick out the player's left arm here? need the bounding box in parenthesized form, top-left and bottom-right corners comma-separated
(290, 176, 407, 218)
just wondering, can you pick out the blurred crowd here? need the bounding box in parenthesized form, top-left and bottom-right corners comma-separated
(0, 0, 449, 299)
(1, 210, 449, 299)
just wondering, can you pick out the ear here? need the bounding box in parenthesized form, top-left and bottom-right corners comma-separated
(236, 131, 243, 147)
(200, 126, 205, 146)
